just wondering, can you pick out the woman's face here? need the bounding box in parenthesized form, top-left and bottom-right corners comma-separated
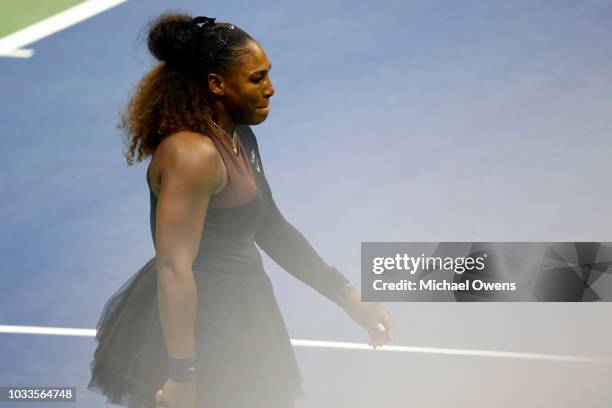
(218, 40, 274, 125)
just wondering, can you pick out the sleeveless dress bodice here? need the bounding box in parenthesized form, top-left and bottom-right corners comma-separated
(147, 126, 271, 279)
(149, 125, 263, 245)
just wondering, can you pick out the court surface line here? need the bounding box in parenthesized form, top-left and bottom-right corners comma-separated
(0, 324, 609, 364)
(0, 0, 128, 58)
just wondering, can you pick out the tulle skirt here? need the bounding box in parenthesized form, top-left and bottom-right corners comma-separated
(88, 257, 303, 408)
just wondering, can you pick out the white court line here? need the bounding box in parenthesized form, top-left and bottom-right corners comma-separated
(0, 0, 128, 58)
(1, 324, 610, 364)
(0, 325, 95, 337)
(291, 339, 611, 364)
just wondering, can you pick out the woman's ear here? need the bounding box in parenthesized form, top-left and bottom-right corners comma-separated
(208, 73, 225, 97)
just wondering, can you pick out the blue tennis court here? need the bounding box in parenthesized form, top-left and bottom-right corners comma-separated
(1, 1, 611, 406)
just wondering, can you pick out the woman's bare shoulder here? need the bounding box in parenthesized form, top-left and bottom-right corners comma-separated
(155, 131, 224, 192)
(157, 130, 215, 157)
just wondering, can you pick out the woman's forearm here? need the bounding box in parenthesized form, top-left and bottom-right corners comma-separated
(156, 265, 197, 358)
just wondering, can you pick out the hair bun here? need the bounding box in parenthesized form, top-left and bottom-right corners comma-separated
(147, 13, 195, 67)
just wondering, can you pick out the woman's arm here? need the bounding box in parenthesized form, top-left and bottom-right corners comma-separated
(254, 173, 395, 345)
(154, 132, 224, 359)
(242, 125, 349, 306)
(248, 131, 394, 346)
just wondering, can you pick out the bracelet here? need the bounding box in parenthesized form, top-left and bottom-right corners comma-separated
(168, 357, 197, 383)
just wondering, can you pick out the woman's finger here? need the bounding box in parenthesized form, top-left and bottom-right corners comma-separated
(372, 322, 394, 347)
(381, 312, 395, 341)
(374, 305, 394, 342)
(373, 327, 389, 345)
(368, 328, 384, 348)
(367, 331, 376, 348)
(155, 390, 168, 408)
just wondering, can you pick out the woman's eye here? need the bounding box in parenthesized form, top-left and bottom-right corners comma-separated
(252, 77, 263, 83)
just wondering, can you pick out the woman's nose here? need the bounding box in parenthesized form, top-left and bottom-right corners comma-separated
(264, 79, 275, 97)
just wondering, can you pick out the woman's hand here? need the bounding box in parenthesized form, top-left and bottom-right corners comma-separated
(341, 288, 395, 349)
(155, 379, 196, 408)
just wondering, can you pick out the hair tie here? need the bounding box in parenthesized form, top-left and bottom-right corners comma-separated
(192, 16, 216, 30)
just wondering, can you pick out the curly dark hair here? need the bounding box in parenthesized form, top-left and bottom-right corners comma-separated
(121, 13, 254, 165)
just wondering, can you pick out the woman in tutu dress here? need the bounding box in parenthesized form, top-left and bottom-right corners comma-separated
(88, 13, 395, 408)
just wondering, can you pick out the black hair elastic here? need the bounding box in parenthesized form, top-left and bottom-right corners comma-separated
(192, 16, 216, 30)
